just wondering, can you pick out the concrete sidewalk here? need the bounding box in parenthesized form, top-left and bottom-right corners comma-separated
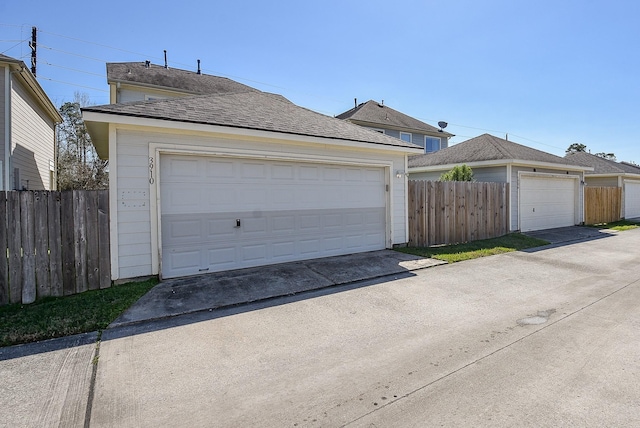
(110, 250, 445, 327)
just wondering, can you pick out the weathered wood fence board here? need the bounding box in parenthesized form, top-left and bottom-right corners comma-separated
(0, 190, 111, 306)
(408, 181, 509, 247)
(584, 186, 621, 225)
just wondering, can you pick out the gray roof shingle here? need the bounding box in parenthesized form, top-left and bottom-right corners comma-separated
(409, 133, 575, 168)
(84, 91, 423, 150)
(336, 100, 453, 137)
(106, 62, 258, 95)
(564, 151, 640, 175)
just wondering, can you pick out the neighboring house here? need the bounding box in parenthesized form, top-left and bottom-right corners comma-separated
(408, 133, 591, 232)
(84, 62, 423, 281)
(565, 151, 640, 219)
(106, 61, 259, 103)
(336, 100, 453, 154)
(0, 54, 62, 190)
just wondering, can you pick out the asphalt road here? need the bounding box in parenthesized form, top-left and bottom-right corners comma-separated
(2, 228, 639, 427)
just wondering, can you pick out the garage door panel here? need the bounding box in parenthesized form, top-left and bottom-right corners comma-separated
(624, 181, 640, 218)
(160, 155, 387, 278)
(520, 176, 577, 232)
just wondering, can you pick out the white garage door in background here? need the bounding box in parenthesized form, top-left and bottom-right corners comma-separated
(160, 154, 388, 278)
(624, 180, 640, 219)
(519, 174, 577, 232)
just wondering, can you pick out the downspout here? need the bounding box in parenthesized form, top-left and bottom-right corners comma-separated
(4, 66, 10, 191)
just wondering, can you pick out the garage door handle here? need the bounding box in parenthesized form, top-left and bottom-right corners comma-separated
(235, 219, 241, 228)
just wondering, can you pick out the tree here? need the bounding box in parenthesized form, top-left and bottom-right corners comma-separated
(57, 92, 108, 190)
(594, 152, 617, 161)
(439, 164, 474, 182)
(566, 143, 587, 153)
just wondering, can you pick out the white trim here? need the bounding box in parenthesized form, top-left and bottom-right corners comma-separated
(517, 172, 581, 231)
(150, 144, 395, 278)
(506, 164, 512, 231)
(4, 66, 11, 191)
(108, 124, 119, 280)
(404, 155, 409, 243)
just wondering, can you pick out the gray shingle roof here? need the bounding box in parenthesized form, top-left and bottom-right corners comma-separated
(83, 91, 423, 150)
(107, 62, 258, 95)
(564, 151, 640, 175)
(336, 100, 453, 137)
(409, 133, 574, 168)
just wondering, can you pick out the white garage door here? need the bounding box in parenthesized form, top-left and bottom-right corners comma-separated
(160, 154, 388, 278)
(624, 180, 640, 219)
(520, 175, 577, 232)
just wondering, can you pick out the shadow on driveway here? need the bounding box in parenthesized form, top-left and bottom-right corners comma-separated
(523, 225, 617, 252)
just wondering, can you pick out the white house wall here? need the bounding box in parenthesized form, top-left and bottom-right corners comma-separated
(0, 67, 5, 169)
(10, 77, 55, 190)
(113, 128, 409, 280)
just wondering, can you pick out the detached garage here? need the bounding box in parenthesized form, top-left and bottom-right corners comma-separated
(84, 89, 422, 281)
(409, 134, 589, 232)
(565, 152, 640, 220)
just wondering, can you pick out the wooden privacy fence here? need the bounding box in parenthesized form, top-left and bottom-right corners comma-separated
(408, 181, 509, 247)
(0, 190, 110, 306)
(584, 186, 621, 225)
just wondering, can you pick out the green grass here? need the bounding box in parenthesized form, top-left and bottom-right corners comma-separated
(396, 233, 549, 263)
(587, 219, 640, 231)
(0, 279, 157, 348)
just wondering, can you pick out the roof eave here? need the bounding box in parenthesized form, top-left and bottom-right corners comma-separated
(409, 159, 593, 173)
(82, 110, 425, 159)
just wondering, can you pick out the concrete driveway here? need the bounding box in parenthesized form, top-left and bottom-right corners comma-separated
(2, 228, 639, 427)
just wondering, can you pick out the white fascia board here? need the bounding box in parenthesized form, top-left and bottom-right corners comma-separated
(82, 112, 425, 155)
(409, 159, 593, 173)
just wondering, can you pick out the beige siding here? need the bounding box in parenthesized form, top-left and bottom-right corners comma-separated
(114, 128, 409, 280)
(585, 176, 618, 187)
(117, 86, 188, 103)
(10, 77, 55, 190)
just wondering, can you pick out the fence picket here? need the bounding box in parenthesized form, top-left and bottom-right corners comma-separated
(20, 192, 36, 304)
(48, 192, 63, 297)
(407, 181, 509, 247)
(34, 191, 51, 298)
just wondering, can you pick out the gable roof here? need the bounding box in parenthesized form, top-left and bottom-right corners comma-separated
(409, 133, 587, 170)
(83, 91, 424, 159)
(106, 62, 258, 95)
(0, 54, 62, 123)
(564, 151, 640, 176)
(336, 100, 453, 137)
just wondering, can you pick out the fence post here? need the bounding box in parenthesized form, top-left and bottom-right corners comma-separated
(0, 193, 7, 305)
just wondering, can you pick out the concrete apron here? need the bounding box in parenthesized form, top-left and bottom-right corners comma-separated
(110, 250, 445, 327)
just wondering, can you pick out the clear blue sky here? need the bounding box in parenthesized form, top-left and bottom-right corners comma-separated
(2, 0, 639, 162)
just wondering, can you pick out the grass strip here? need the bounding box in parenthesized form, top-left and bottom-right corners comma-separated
(587, 219, 640, 231)
(396, 233, 549, 263)
(0, 279, 157, 347)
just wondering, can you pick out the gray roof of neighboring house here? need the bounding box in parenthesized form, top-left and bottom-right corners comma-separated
(106, 62, 258, 95)
(564, 151, 640, 175)
(409, 133, 577, 168)
(83, 91, 423, 150)
(336, 100, 453, 137)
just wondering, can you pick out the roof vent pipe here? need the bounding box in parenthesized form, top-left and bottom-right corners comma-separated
(164, 50, 168, 69)
(197, 59, 201, 75)
(144, 60, 150, 68)
(354, 98, 357, 108)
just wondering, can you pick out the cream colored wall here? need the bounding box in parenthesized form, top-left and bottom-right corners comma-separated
(112, 127, 409, 280)
(10, 76, 55, 190)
